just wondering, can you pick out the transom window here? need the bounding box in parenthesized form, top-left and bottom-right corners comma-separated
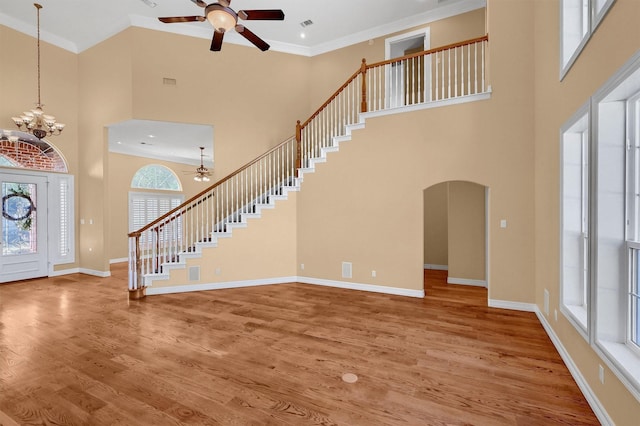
(131, 164, 181, 191)
(560, 0, 616, 79)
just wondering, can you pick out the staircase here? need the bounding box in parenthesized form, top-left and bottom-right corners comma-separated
(127, 35, 490, 298)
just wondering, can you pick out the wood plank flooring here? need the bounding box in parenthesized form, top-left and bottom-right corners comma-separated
(0, 266, 597, 425)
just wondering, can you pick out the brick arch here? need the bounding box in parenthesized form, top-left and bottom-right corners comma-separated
(0, 131, 68, 173)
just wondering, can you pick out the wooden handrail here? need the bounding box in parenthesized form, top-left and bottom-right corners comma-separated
(128, 135, 295, 237)
(300, 67, 362, 129)
(367, 35, 489, 69)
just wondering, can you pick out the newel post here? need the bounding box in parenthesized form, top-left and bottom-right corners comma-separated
(360, 58, 368, 113)
(295, 120, 302, 175)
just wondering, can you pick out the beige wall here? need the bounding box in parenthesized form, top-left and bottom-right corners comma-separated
(448, 181, 486, 282)
(424, 182, 449, 267)
(78, 31, 135, 272)
(129, 28, 312, 178)
(531, 0, 640, 423)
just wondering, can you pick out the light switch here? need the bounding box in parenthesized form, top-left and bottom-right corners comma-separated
(500, 219, 507, 228)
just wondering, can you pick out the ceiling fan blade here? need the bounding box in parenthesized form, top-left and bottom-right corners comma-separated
(237, 9, 285, 21)
(190, 0, 207, 7)
(219, 0, 230, 7)
(235, 25, 270, 51)
(210, 30, 225, 51)
(159, 16, 205, 23)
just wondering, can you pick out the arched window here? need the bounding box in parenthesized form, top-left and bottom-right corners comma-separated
(0, 131, 68, 172)
(129, 165, 183, 234)
(131, 164, 181, 191)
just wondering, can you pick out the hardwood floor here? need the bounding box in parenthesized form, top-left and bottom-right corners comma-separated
(0, 266, 597, 425)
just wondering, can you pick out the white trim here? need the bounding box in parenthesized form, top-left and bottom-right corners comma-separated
(110, 258, 128, 264)
(49, 267, 80, 277)
(447, 277, 487, 287)
(488, 299, 537, 312)
(146, 276, 425, 298)
(298, 277, 425, 298)
(536, 308, 614, 425)
(424, 264, 448, 270)
(49, 268, 111, 278)
(79, 268, 111, 278)
(361, 92, 491, 120)
(146, 277, 298, 295)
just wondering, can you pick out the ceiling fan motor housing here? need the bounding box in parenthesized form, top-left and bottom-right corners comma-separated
(205, 4, 237, 32)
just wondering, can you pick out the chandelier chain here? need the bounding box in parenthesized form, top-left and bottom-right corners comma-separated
(36, 3, 41, 106)
(10, 3, 65, 139)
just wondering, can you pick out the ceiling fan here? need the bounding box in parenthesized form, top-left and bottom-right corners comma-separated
(189, 147, 212, 182)
(158, 0, 285, 52)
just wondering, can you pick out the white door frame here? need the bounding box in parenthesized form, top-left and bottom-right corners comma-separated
(385, 27, 431, 108)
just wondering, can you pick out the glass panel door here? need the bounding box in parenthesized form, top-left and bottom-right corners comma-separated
(0, 173, 48, 282)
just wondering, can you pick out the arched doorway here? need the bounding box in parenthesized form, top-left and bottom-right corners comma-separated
(423, 180, 488, 291)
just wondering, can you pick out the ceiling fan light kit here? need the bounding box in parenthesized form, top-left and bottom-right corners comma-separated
(159, 0, 285, 52)
(206, 4, 236, 32)
(193, 146, 212, 182)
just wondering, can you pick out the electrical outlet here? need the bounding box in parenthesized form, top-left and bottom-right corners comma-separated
(543, 289, 549, 315)
(372, 270, 376, 278)
(215, 267, 221, 275)
(300, 263, 305, 270)
(554, 309, 558, 322)
(599, 365, 605, 384)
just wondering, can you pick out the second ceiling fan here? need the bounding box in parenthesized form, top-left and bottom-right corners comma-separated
(159, 0, 285, 52)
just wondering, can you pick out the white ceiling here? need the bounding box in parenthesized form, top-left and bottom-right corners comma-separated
(0, 0, 484, 167)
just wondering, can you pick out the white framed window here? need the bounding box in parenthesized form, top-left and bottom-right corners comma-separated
(49, 174, 75, 265)
(560, 104, 590, 338)
(588, 50, 640, 399)
(560, 0, 616, 79)
(627, 91, 640, 352)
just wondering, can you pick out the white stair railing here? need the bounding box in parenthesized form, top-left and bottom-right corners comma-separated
(128, 136, 297, 294)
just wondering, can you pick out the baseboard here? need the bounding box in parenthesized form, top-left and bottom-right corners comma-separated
(488, 299, 537, 312)
(535, 308, 613, 425)
(146, 276, 298, 295)
(424, 264, 448, 270)
(147, 276, 425, 298)
(298, 276, 425, 298)
(110, 257, 128, 264)
(78, 268, 111, 278)
(49, 267, 80, 277)
(447, 276, 486, 287)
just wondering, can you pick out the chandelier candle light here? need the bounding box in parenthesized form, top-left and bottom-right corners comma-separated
(12, 3, 65, 140)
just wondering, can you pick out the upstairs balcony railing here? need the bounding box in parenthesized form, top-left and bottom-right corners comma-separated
(128, 35, 489, 298)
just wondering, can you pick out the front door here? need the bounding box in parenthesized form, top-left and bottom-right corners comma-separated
(0, 173, 48, 282)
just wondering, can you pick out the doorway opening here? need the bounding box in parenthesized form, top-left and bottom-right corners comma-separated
(423, 181, 488, 292)
(385, 28, 431, 108)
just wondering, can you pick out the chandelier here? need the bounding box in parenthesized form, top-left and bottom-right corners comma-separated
(11, 4, 65, 140)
